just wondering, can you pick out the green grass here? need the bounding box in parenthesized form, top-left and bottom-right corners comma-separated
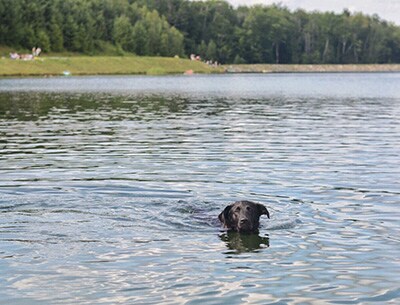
(2, 53, 398, 77)
(0, 55, 223, 76)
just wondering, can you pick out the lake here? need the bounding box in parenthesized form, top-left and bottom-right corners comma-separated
(1, 73, 400, 304)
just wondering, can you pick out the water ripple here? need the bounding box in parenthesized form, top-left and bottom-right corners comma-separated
(1, 75, 400, 304)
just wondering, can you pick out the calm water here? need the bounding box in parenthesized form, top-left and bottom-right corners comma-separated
(1, 74, 400, 304)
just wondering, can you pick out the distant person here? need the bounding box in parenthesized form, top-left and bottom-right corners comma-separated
(10, 52, 20, 60)
(32, 47, 41, 57)
(20, 54, 33, 60)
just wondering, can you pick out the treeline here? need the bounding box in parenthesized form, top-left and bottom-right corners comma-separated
(0, 0, 184, 57)
(1, 0, 400, 64)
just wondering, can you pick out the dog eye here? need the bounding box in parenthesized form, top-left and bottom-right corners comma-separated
(246, 206, 252, 211)
(235, 207, 241, 212)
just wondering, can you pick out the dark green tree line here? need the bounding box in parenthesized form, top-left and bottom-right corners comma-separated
(0, 0, 184, 56)
(1, 0, 399, 63)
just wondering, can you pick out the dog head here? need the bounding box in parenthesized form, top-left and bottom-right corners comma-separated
(218, 200, 270, 233)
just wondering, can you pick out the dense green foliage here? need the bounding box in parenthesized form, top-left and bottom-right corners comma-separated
(1, 0, 400, 64)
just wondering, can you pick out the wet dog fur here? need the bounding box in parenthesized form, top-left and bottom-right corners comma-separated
(218, 200, 270, 233)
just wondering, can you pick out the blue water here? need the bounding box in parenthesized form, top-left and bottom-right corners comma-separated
(1, 73, 400, 304)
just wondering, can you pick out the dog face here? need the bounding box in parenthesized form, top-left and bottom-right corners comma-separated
(218, 201, 270, 233)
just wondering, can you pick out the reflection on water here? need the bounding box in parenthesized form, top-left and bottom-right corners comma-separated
(220, 232, 270, 254)
(1, 74, 400, 305)
(0, 92, 190, 121)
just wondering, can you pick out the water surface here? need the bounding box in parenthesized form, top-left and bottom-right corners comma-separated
(1, 74, 400, 304)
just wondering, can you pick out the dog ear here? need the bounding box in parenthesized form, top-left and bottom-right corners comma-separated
(257, 203, 270, 219)
(218, 204, 233, 224)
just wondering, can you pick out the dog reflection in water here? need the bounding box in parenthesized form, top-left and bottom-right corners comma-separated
(218, 201, 270, 253)
(220, 231, 270, 253)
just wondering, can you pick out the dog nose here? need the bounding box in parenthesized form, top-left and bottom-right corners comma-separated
(240, 219, 248, 224)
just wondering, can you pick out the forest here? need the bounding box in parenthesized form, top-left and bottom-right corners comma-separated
(1, 0, 400, 64)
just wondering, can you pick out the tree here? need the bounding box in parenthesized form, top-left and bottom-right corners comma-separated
(49, 21, 64, 52)
(197, 40, 208, 58)
(239, 6, 275, 63)
(131, 21, 147, 55)
(160, 26, 184, 56)
(36, 30, 51, 52)
(206, 40, 217, 60)
(113, 15, 135, 52)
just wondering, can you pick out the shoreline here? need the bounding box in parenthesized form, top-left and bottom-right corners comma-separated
(224, 64, 400, 74)
(1, 56, 400, 77)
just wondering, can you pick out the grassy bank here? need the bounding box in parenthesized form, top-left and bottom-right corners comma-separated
(2, 55, 400, 77)
(0, 55, 222, 76)
(224, 64, 400, 73)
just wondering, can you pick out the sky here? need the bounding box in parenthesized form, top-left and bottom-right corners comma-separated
(225, 0, 400, 25)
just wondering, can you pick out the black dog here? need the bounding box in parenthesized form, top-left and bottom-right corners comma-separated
(218, 200, 270, 233)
